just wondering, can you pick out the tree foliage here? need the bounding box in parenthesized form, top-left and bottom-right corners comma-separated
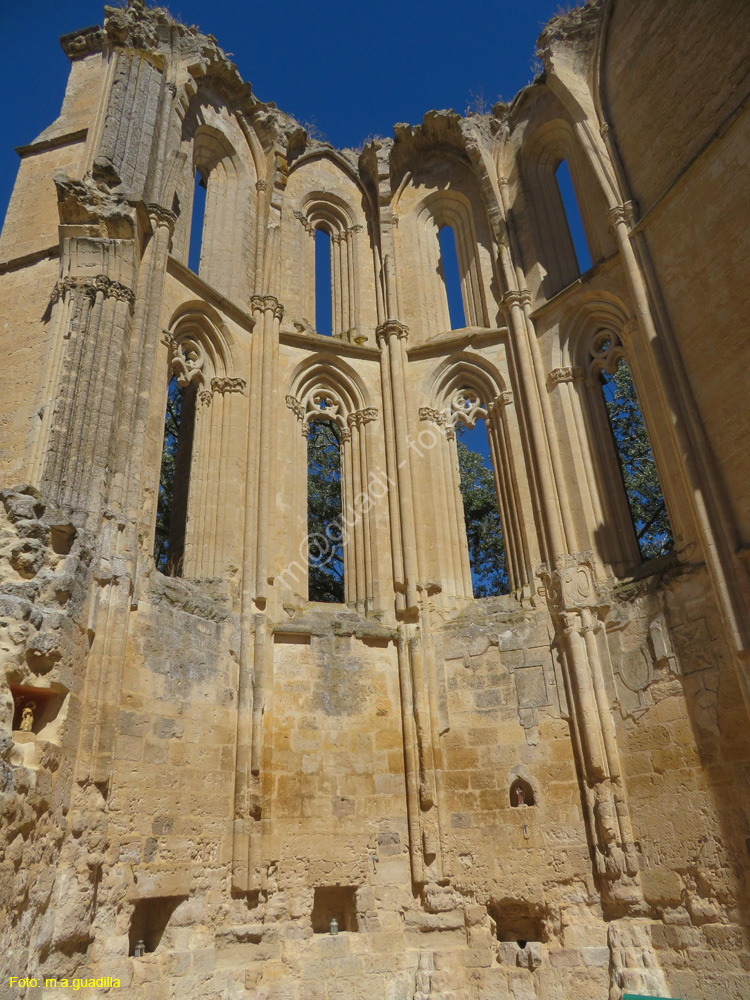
(153, 375, 182, 573)
(601, 358, 674, 561)
(456, 424, 508, 597)
(307, 419, 345, 602)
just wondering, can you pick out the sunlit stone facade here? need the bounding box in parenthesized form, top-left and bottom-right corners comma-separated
(0, 1, 749, 997)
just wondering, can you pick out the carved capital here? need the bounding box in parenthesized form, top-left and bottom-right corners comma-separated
(354, 406, 378, 426)
(147, 203, 177, 233)
(256, 179, 268, 192)
(375, 319, 409, 345)
(340, 427, 352, 443)
(199, 390, 213, 407)
(548, 366, 584, 386)
(607, 201, 637, 233)
(211, 376, 246, 395)
(250, 295, 284, 321)
(501, 289, 525, 313)
(419, 406, 444, 425)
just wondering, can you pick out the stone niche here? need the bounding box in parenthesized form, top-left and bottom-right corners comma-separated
(311, 885, 359, 933)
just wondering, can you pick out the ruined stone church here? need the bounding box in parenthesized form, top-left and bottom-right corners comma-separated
(1, 0, 749, 997)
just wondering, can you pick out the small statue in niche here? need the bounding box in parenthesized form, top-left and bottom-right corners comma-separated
(510, 777, 534, 807)
(19, 702, 35, 732)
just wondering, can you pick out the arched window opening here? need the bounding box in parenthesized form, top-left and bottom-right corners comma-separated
(307, 418, 344, 601)
(438, 225, 467, 329)
(555, 159, 592, 274)
(455, 416, 508, 597)
(153, 375, 197, 576)
(598, 354, 674, 561)
(188, 169, 208, 274)
(315, 227, 333, 336)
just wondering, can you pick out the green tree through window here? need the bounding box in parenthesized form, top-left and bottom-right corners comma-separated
(456, 422, 508, 597)
(601, 358, 674, 561)
(154, 375, 182, 573)
(307, 420, 345, 601)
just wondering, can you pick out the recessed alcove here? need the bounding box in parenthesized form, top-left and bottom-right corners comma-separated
(510, 777, 535, 807)
(311, 886, 358, 933)
(128, 895, 187, 956)
(10, 684, 67, 743)
(489, 900, 546, 946)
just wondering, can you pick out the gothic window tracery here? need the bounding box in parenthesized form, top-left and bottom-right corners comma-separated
(421, 359, 535, 599)
(285, 364, 379, 611)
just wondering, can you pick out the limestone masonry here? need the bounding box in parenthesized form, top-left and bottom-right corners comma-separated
(0, 1, 749, 997)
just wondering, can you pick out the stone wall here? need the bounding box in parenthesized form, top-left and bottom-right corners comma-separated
(0, 1, 748, 998)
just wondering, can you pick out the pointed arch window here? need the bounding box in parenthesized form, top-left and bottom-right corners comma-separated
(454, 416, 508, 596)
(555, 159, 592, 274)
(154, 374, 197, 575)
(437, 225, 467, 329)
(589, 333, 674, 561)
(419, 369, 535, 601)
(284, 376, 379, 612)
(153, 315, 246, 579)
(314, 228, 333, 336)
(307, 415, 344, 601)
(188, 169, 207, 274)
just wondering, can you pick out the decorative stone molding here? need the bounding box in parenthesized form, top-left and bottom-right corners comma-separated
(250, 295, 284, 320)
(538, 552, 599, 613)
(60, 25, 104, 60)
(487, 390, 514, 414)
(548, 366, 585, 386)
(255, 179, 268, 192)
(294, 210, 315, 235)
(375, 319, 409, 344)
(211, 376, 246, 395)
(451, 389, 488, 428)
(285, 394, 304, 421)
(50, 275, 135, 310)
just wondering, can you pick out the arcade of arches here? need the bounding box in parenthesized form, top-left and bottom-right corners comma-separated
(0, 2, 749, 998)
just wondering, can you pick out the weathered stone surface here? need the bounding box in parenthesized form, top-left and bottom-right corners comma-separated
(0, 1, 748, 998)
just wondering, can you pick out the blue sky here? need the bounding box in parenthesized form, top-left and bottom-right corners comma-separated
(0, 0, 567, 227)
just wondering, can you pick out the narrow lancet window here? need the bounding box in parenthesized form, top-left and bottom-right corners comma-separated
(307, 419, 344, 601)
(555, 159, 592, 274)
(600, 356, 673, 560)
(315, 228, 333, 336)
(154, 375, 196, 576)
(456, 419, 508, 596)
(438, 225, 466, 329)
(188, 170, 207, 274)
